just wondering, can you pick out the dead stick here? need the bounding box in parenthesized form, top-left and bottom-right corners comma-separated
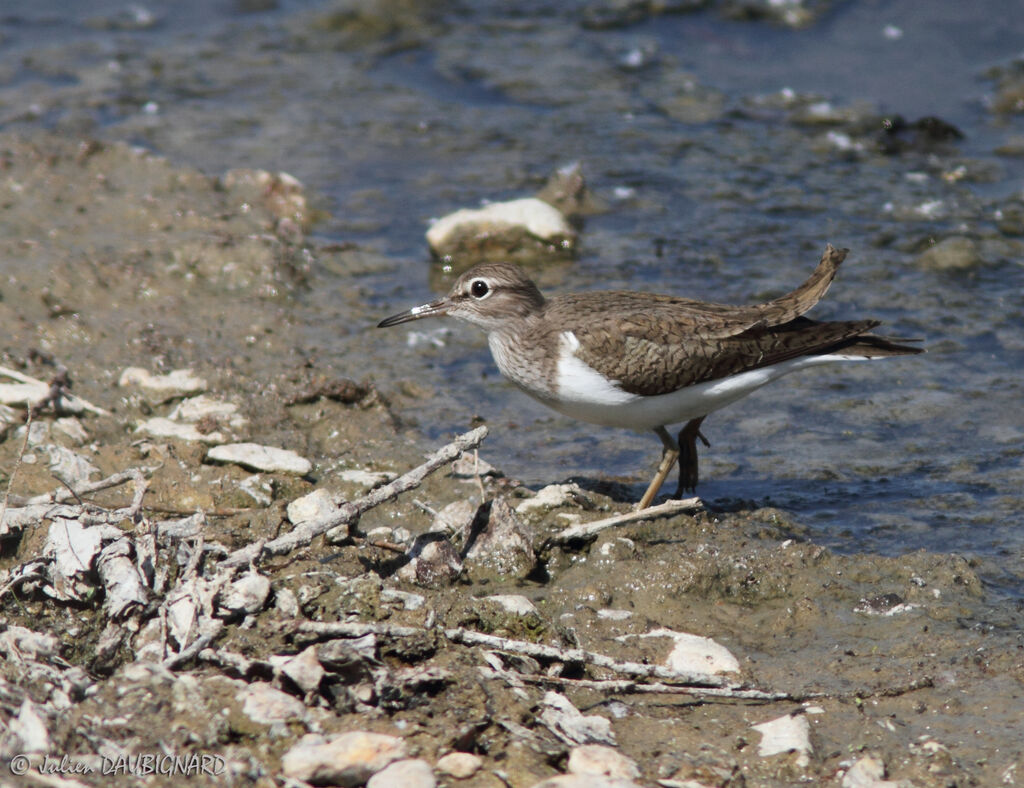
(548, 497, 701, 544)
(21, 467, 159, 506)
(162, 620, 225, 670)
(219, 426, 488, 568)
(296, 620, 731, 688)
(505, 670, 787, 701)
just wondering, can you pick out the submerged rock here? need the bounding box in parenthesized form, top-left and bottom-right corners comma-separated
(426, 197, 575, 265)
(916, 236, 984, 271)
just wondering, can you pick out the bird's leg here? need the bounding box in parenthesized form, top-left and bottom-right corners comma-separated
(636, 426, 679, 511)
(675, 416, 709, 495)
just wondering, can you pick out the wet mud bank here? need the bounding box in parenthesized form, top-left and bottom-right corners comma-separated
(0, 133, 1020, 787)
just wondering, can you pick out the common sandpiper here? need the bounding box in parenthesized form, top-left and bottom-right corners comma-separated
(378, 245, 922, 509)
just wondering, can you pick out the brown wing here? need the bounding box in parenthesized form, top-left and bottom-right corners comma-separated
(548, 244, 864, 395)
(573, 315, 896, 396)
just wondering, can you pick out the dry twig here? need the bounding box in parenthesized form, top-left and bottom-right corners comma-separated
(219, 426, 488, 568)
(548, 497, 701, 545)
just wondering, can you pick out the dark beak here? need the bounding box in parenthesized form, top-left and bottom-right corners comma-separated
(377, 298, 450, 328)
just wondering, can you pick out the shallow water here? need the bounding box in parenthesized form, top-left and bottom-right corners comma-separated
(2, 0, 1023, 590)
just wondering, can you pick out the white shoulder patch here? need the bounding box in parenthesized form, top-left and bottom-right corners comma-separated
(555, 331, 634, 406)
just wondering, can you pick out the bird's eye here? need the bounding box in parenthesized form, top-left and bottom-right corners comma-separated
(470, 279, 490, 299)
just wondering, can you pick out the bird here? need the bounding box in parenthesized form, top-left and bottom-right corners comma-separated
(378, 245, 922, 509)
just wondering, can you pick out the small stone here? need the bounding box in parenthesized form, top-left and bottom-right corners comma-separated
(10, 698, 50, 753)
(463, 498, 535, 580)
(275, 587, 300, 618)
(119, 367, 207, 402)
(52, 417, 89, 444)
(431, 499, 476, 536)
(380, 588, 426, 610)
(207, 442, 312, 474)
(596, 609, 632, 621)
(516, 483, 586, 514)
(219, 572, 271, 616)
(539, 692, 615, 746)
(752, 713, 812, 767)
(274, 645, 325, 694)
(916, 236, 983, 271)
(640, 629, 740, 675)
(483, 594, 538, 617)
(281, 731, 408, 786)
(435, 752, 483, 779)
(287, 489, 337, 525)
(567, 745, 639, 780)
(843, 754, 899, 788)
(137, 416, 226, 444)
(367, 758, 436, 788)
(237, 682, 307, 726)
(169, 394, 247, 428)
(396, 534, 463, 588)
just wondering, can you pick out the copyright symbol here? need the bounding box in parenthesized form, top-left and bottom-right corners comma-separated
(10, 754, 31, 775)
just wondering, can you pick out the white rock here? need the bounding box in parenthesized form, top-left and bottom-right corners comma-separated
(435, 752, 482, 779)
(275, 587, 300, 618)
(237, 682, 307, 726)
(96, 538, 149, 618)
(238, 474, 273, 506)
(339, 468, 397, 487)
(752, 713, 812, 767)
(484, 594, 538, 617)
(287, 489, 336, 525)
(0, 626, 58, 661)
(516, 483, 585, 513)
(596, 609, 632, 621)
(567, 745, 639, 780)
(219, 572, 271, 615)
(207, 443, 312, 475)
(0, 381, 49, 406)
(842, 755, 899, 788)
(281, 731, 408, 785)
(641, 628, 740, 675)
(10, 698, 50, 753)
(272, 645, 325, 694)
(45, 519, 104, 579)
(119, 367, 207, 400)
(53, 417, 89, 444)
(169, 394, 246, 427)
(380, 588, 426, 611)
(539, 692, 615, 746)
(45, 444, 100, 486)
(427, 197, 574, 252)
(137, 416, 226, 444)
(367, 758, 436, 788)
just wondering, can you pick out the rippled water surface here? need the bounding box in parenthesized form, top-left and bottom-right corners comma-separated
(3, 0, 1023, 588)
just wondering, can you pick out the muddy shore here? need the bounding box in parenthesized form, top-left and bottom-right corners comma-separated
(0, 133, 1019, 787)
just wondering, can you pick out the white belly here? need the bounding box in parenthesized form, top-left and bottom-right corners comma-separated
(548, 349, 867, 431)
